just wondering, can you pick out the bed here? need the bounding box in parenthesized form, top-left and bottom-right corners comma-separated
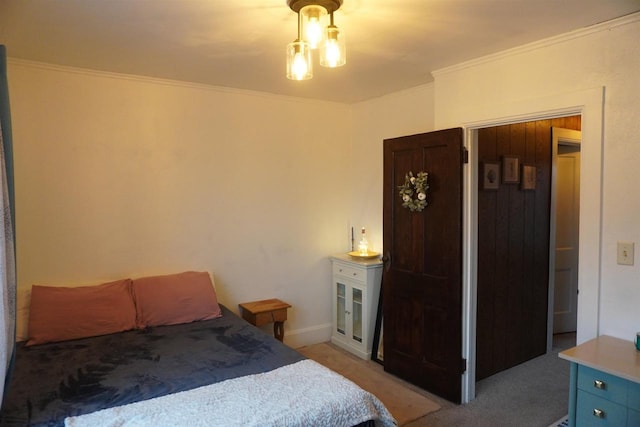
(0, 272, 395, 427)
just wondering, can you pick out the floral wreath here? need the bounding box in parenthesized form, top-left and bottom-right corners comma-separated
(398, 171, 429, 212)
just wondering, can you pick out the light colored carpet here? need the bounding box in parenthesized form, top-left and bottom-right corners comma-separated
(406, 332, 574, 427)
(297, 342, 441, 426)
(549, 415, 569, 427)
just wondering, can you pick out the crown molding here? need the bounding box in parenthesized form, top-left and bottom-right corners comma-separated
(432, 11, 640, 79)
(6, 57, 346, 107)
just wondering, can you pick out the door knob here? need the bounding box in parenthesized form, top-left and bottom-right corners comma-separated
(381, 252, 391, 272)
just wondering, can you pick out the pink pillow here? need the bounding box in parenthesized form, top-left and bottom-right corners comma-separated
(132, 271, 222, 328)
(26, 279, 137, 346)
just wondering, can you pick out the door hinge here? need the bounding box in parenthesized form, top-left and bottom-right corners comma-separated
(461, 358, 467, 373)
(462, 147, 469, 164)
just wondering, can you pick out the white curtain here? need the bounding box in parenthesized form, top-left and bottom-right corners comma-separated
(0, 119, 16, 404)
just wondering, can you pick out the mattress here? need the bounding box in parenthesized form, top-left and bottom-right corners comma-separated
(0, 305, 306, 426)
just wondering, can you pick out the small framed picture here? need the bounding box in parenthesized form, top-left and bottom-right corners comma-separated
(480, 162, 500, 191)
(502, 155, 520, 184)
(521, 165, 536, 190)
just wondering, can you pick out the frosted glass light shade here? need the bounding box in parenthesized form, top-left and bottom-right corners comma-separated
(320, 25, 346, 68)
(300, 5, 327, 49)
(286, 40, 312, 80)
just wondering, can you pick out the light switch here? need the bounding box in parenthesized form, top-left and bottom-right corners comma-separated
(617, 241, 634, 266)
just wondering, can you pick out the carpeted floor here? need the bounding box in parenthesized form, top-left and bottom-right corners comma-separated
(406, 332, 575, 427)
(549, 415, 569, 427)
(298, 333, 575, 426)
(297, 342, 441, 425)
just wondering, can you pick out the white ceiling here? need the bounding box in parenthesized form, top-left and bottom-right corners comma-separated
(1, 0, 639, 103)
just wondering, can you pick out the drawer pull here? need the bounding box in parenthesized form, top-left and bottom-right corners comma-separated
(592, 408, 605, 418)
(353, 272, 357, 276)
(594, 380, 606, 390)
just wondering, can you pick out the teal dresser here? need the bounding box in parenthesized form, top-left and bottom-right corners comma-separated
(560, 335, 640, 427)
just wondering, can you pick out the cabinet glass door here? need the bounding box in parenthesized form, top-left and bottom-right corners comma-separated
(352, 287, 363, 342)
(336, 282, 346, 335)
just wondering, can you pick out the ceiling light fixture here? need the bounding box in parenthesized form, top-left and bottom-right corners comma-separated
(286, 0, 346, 81)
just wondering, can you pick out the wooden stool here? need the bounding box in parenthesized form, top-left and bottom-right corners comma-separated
(239, 298, 291, 342)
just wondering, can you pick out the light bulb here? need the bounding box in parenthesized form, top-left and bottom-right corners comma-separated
(286, 40, 312, 80)
(323, 39, 341, 67)
(306, 16, 323, 48)
(320, 25, 346, 68)
(292, 52, 308, 79)
(300, 5, 327, 49)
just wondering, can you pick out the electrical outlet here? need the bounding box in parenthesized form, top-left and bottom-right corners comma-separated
(617, 241, 634, 266)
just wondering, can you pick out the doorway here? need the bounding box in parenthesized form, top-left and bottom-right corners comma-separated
(459, 87, 604, 403)
(550, 128, 581, 337)
(475, 117, 581, 381)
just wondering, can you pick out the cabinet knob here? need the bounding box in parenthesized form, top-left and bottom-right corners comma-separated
(594, 380, 606, 390)
(339, 268, 343, 272)
(592, 408, 605, 418)
(353, 272, 357, 276)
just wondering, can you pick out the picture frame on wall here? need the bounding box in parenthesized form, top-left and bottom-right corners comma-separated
(480, 161, 500, 191)
(502, 155, 520, 183)
(521, 165, 536, 190)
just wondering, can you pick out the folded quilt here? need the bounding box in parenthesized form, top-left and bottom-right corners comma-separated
(65, 359, 397, 427)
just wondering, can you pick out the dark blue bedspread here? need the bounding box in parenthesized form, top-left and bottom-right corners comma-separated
(0, 305, 305, 426)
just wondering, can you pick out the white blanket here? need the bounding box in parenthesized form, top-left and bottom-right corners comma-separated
(65, 359, 397, 427)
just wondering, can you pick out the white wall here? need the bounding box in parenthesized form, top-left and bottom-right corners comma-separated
(432, 14, 640, 344)
(9, 61, 353, 346)
(346, 15, 639, 403)
(9, 13, 640, 358)
(350, 84, 436, 253)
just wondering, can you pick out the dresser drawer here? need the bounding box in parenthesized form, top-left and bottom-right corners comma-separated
(628, 408, 640, 426)
(628, 380, 640, 409)
(576, 390, 627, 426)
(578, 365, 628, 405)
(332, 263, 363, 280)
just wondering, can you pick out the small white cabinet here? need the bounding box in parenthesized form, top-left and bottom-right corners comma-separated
(330, 254, 383, 360)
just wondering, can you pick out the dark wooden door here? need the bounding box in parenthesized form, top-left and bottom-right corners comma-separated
(475, 116, 581, 381)
(382, 128, 464, 403)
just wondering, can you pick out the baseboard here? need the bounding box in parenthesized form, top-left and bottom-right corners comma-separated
(284, 323, 332, 349)
(331, 336, 371, 360)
